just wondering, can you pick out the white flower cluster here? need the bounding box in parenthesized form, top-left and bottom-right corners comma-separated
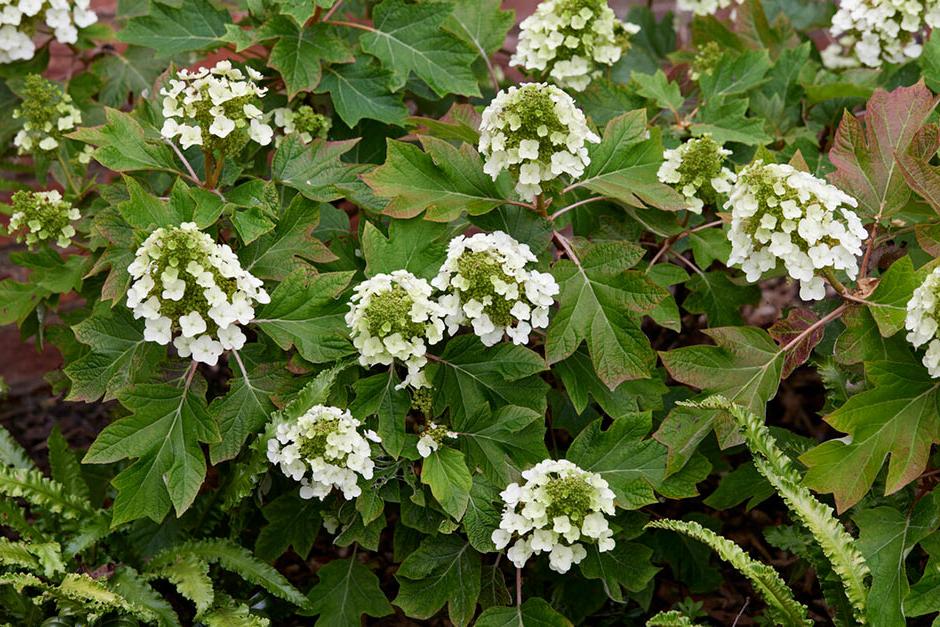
(160, 61, 273, 151)
(676, 0, 743, 16)
(7, 189, 80, 248)
(346, 270, 446, 390)
(822, 0, 940, 68)
(433, 231, 559, 347)
(13, 74, 81, 154)
(126, 222, 270, 366)
(0, 0, 96, 63)
(906, 267, 940, 377)
(271, 104, 331, 145)
(416, 422, 457, 458)
(511, 0, 639, 92)
(725, 161, 867, 301)
(657, 135, 735, 214)
(267, 405, 381, 500)
(491, 459, 616, 574)
(479, 83, 599, 201)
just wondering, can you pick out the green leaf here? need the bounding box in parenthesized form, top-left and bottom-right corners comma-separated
(660, 326, 783, 418)
(475, 598, 572, 627)
(70, 108, 179, 173)
(571, 111, 685, 211)
(698, 50, 771, 99)
(801, 352, 940, 512)
(462, 476, 503, 553)
(64, 302, 164, 402)
(349, 369, 410, 458)
(306, 558, 392, 627)
(579, 542, 659, 602)
(83, 378, 219, 525)
(922, 30, 940, 92)
(255, 492, 321, 560)
(443, 0, 514, 58)
(315, 58, 409, 127)
(363, 137, 513, 221)
(268, 20, 353, 97)
(272, 136, 361, 203)
(828, 81, 939, 219)
(118, 0, 231, 55)
(682, 271, 760, 327)
(421, 446, 472, 520)
(429, 335, 549, 426)
(632, 70, 683, 114)
(0, 278, 45, 325)
(361, 217, 451, 280)
(255, 270, 355, 363)
(457, 405, 549, 486)
(546, 241, 667, 389)
(208, 346, 288, 464)
(394, 535, 481, 627)
(91, 46, 167, 108)
(855, 494, 940, 627)
(691, 96, 771, 146)
(238, 195, 335, 281)
(361, 0, 480, 97)
(768, 308, 825, 379)
(567, 413, 666, 509)
(866, 256, 919, 337)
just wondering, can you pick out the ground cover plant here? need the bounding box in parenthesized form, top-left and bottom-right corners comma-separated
(1, 0, 940, 624)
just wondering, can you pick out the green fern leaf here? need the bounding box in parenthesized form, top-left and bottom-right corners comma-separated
(147, 553, 214, 615)
(0, 467, 96, 520)
(110, 566, 182, 627)
(0, 424, 33, 469)
(201, 593, 271, 627)
(150, 539, 308, 608)
(686, 396, 871, 623)
(646, 610, 701, 626)
(0, 538, 41, 573)
(646, 519, 812, 627)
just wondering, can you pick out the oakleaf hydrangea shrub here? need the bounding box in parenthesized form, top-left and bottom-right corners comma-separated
(726, 161, 867, 300)
(127, 222, 269, 365)
(267, 405, 381, 500)
(6, 189, 79, 248)
(492, 459, 616, 573)
(2, 0, 940, 625)
(511, 0, 639, 92)
(479, 82, 599, 200)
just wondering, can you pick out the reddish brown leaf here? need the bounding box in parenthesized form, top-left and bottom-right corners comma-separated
(769, 308, 823, 378)
(896, 124, 940, 215)
(828, 80, 938, 219)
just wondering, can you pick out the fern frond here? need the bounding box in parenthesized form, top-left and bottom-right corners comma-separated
(146, 553, 214, 615)
(0, 425, 33, 469)
(646, 519, 812, 627)
(0, 538, 41, 573)
(149, 539, 308, 608)
(684, 396, 870, 623)
(0, 498, 47, 542)
(0, 467, 95, 520)
(646, 610, 701, 626)
(201, 593, 271, 627)
(0, 572, 157, 623)
(219, 430, 271, 511)
(109, 566, 182, 627)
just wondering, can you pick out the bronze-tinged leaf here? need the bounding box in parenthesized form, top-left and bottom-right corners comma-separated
(828, 80, 939, 219)
(896, 124, 940, 215)
(769, 308, 822, 378)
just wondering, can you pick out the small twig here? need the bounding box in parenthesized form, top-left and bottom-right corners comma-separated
(822, 267, 849, 296)
(323, 19, 376, 32)
(732, 597, 750, 626)
(515, 567, 523, 608)
(552, 230, 581, 265)
(646, 220, 723, 273)
(780, 303, 848, 353)
(549, 196, 609, 221)
(321, 0, 345, 21)
(859, 207, 884, 279)
(166, 139, 200, 182)
(535, 194, 547, 218)
(183, 361, 198, 392)
(667, 250, 706, 278)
